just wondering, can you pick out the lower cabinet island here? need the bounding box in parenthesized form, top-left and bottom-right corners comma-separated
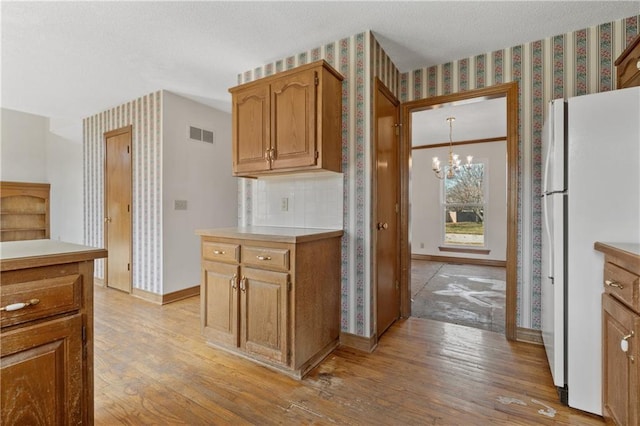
(196, 226, 343, 379)
(0, 239, 107, 425)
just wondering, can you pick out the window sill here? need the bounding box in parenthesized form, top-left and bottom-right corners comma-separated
(438, 246, 491, 255)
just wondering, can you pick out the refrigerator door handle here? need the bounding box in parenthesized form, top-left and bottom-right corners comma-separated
(542, 194, 554, 282)
(542, 108, 554, 194)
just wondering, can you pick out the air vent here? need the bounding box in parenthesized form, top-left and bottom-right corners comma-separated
(188, 125, 215, 144)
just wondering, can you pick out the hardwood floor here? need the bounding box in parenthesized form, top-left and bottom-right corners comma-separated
(94, 285, 604, 425)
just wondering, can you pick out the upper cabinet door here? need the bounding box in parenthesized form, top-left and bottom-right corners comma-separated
(232, 84, 271, 175)
(270, 69, 317, 170)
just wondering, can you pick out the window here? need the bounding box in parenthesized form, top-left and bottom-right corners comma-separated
(443, 162, 486, 247)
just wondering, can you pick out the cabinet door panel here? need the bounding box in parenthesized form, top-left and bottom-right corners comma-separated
(241, 267, 288, 364)
(1, 314, 83, 425)
(202, 261, 240, 347)
(271, 69, 317, 170)
(603, 294, 639, 426)
(232, 85, 270, 174)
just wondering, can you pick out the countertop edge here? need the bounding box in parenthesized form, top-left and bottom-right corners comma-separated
(1, 241, 108, 272)
(594, 242, 640, 274)
(196, 227, 344, 244)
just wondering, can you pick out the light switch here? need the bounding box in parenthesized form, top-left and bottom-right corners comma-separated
(175, 200, 188, 210)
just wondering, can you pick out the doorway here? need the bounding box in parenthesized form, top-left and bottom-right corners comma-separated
(400, 83, 519, 340)
(104, 125, 132, 293)
(374, 78, 401, 337)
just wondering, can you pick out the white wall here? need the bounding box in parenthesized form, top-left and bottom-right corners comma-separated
(46, 130, 84, 244)
(411, 141, 507, 261)
(1, 108, 48, 182)
(1, 108, 84, 244)
(162, 91, 237, 294)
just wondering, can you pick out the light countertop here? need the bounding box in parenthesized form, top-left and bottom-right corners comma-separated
(0, 239, 107, 271)
(195, 226, 343, 244)
(594, 242, 640, 257)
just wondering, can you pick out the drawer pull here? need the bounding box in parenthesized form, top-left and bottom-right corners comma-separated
(621, 331, 635, 353)
(256, 255, 272, 261)
(213, 250, 225, 255)
(230, 274, 237, 290)
(240, 276, 247, 292)
(1, 298, 40, 312)
(605, 280, 624, 289)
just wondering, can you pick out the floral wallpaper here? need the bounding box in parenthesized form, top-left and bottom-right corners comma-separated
(83, 91, 163, 294)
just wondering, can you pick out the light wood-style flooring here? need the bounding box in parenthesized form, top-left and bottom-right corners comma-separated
(94, 285, 604, 425)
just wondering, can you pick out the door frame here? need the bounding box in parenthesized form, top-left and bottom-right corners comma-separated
(103, 125, 133, 293)
(399, 82, 519, 340)
(372, 78, 401, 338)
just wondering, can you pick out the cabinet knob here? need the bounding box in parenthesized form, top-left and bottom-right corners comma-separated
(377, 222, 388, 230)
(104, 217, 112, 223)
(1, 298, 40, 312)
(605, 280, 624, 290)
(636, 59, 640, 71)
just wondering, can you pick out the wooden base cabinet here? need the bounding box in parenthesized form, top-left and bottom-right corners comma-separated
(1, 240, 107, 425)
(199, 229, 342, 379)
(596, 242, 640, 426)
(603, 294, 639, 426)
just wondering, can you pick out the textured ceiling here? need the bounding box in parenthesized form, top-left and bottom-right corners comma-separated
(2, 1, 639, 141)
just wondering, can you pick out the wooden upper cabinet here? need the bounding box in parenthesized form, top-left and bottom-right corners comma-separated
(229, 60, 343, 177)
(615, 33, 640, 89)
(232, 84, 270, 174)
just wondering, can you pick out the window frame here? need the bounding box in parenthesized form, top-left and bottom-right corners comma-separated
(441, 159, 489, 249)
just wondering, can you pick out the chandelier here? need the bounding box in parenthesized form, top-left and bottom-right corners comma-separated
(432, 116, 472, 179)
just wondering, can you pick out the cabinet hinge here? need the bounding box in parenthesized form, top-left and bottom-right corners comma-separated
(127, 263, 131, 271)
(315, 151, 319, 159)
(127, 145, 130, 154)
(287, 281, 292, 292)
(314, 72, 319, 86)
(395, 280, 399, 291)
(82, 325, 86, 342)
(395, 203, 399, 214)
(393, 123, 402, 136)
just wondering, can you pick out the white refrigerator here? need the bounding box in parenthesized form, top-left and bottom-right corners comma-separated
(541, 86, 640, 415)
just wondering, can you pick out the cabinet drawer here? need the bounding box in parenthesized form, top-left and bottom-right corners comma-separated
(604, 262, 639, 313)
(1, 274, 81, 328)
(242, 246, 290, 271)
(203, 241, 239, 263)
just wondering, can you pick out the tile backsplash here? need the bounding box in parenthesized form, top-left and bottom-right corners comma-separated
(252, 172, 343, 229)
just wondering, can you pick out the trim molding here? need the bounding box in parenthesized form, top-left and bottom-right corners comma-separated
(412, 253, 506, 268)
(162, 285, 200, 305)
(516, 327, 543, 345)
(132, 285, 200, 305)
(132, 287, 162, 304)
(413, 136, 507, 150)
(438, 246, 491, 255)
(340, 331, 378, 353)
